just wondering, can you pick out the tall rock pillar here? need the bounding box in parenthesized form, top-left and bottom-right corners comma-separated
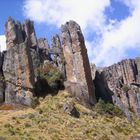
(61, 21, 96, 105)
(3, 17, 35, 106)
(0, 52, 4, 103)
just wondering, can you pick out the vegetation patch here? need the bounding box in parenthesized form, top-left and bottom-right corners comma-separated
(35, 63, 64, 96)
(95, 99, 124, 117)
(0, 91, 139, 140)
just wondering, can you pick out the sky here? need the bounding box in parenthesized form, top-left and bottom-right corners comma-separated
(0, 0, 140, 67)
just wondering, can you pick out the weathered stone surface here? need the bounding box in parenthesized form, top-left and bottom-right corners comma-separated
(51, 35, 65, 76)
(64, 81, 93, 105)
(0, 52, 4, 103)
(51, 35, 61, 53)
(23, 19, 40, 75)
(93, 58, 140, 117)
(5, 17, 24, 49)
(130, 136, 140, 140)
(38, 38, 50, 63)
(3, 17, 35, 106)
(90, 63, 96, 80)
(63, 101, 80, 118)
(24, 19, 37, 48)
(61, 21, 96, 105)
(135, 57, 140, 83)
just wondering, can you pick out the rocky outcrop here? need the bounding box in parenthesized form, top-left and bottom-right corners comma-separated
(61, 21, 96, 105)
(38, 38, 50, 63)
(24, 20, 40, 77)
(63, 102, 80, 118)
(0, 17, 67, 106)
(0, 52, 4, 103)
(3, 17, 35, 106)
(90, 63, 96, 80)
(51, 35, 65, 76)
(93, 58, 140, 118)
(3, 16, 140, 120)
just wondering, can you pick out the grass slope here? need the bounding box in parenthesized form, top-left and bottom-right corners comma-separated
(0, 91, 140, 140)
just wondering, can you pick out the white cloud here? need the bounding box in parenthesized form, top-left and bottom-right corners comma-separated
(0, 35, 6, 51)
(92, 0, 140, 66)
(23, 0, 140, 67)
(23, 0, 110, 32)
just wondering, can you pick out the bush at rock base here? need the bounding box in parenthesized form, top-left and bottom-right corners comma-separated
(95, 99, 124, 117)
(35, 63, 64, 96)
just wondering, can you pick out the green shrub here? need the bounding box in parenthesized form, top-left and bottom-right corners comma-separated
(35, 63, 64, 94)
(95, 99, 123, 117)
(122, 84, 130, 93)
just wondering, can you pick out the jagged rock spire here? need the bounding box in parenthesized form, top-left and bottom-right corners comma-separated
(3, 17, 36, 106)
(61, 20, 96, 105)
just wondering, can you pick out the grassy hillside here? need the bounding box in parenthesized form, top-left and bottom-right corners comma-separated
(0, 91, 140, 140)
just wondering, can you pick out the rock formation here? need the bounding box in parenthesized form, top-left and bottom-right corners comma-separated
(61, 21, 96, 105)
(1, 16, 140, 119)
(0, 52, 4, 103)
(93, 58, 140, 118)
(3, 17, 35, 106)
(51, 35, 65, 76)
(24, 19, 40, 77)
(38, 38, 50, 63)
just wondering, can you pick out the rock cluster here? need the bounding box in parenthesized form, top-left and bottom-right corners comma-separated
(93, 58, 140, 118)
(0, 17, 64, 106)
(1, 16, 140, 119)
(0, 17, 96, 107)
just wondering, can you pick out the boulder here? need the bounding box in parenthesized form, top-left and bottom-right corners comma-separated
(63, 102, 80, 118)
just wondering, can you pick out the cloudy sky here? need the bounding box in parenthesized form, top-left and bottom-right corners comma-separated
(0, 0, 140, 66)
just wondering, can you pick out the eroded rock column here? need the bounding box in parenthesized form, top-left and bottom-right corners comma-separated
(3, 17, 35, 106)
(51, 35, 65, 76)
(0, 52, 4, 103)
(61, 21, 96, 105)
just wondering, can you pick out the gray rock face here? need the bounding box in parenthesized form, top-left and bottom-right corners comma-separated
(0, 52, 4, 103)
(24, 19, 38, 48)
(61, 21, 96, 105)
(5, 17, 24, 49)
(37, 35, 65, 78)
(3, 17, 35, 106)
(93, 58, 140, 118)
(51, 35, 65, 76)
(135, 57, 140, 83)
(63, 102, 80, 118)
(1, 17, 68, 106)
(90, 63, 96, 80)
(38, 38, 50, 63)
(24, 19, 40, 76)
